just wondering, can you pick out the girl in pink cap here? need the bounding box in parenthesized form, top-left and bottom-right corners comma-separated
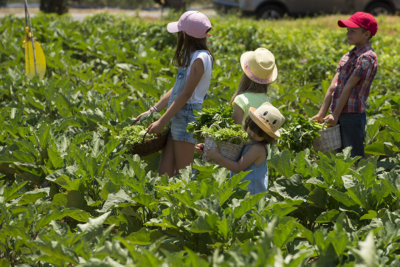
(135, 11, 213, 177)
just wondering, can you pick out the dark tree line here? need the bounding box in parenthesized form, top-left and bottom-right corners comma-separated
(40, 0, 69, 15)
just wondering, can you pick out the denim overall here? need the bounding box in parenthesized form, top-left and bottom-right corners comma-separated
(230, 141, 268, 195)
(167, 66, 203, 144)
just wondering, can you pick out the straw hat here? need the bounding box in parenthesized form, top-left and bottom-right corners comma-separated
(249, 102, 285, 138)
(240, 48, 278, 84)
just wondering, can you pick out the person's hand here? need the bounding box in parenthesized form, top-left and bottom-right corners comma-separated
(132, 110, 151, 124)
(311, 114, 324, 123)
(324, 114, 338, 126)
(147, 119, 166, 134)
(195, 143, 204, 154)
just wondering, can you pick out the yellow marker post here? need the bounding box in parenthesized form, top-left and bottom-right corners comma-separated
(23, 0, 46, 79)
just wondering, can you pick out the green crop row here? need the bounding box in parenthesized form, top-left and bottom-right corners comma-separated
(0, 13, 399, 266)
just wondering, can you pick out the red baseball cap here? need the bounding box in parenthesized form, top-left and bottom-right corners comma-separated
(338, 12, 378, 36)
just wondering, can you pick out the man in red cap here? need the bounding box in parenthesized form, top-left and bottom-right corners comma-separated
(313, 12, 378, 158)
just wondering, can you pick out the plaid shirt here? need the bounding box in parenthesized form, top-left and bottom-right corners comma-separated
(331, 42, 378, 113)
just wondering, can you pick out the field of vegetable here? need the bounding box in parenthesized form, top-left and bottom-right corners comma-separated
(0, 12, 399, 266)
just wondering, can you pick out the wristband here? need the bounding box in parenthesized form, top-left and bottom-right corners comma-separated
(150, 106, 159, 113)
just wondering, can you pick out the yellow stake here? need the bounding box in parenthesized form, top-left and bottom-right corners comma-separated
(23, 1, 46, 79)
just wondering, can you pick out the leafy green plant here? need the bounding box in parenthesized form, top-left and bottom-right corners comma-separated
(278, 112, 322, 152)
(199, 125, 248, 144)
(0, 12, 399, 267)
(118, 125, 167, 147)
(187, 105, 235, 132)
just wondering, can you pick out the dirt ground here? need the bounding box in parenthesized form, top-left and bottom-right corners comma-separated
(0, 6, 217, 21)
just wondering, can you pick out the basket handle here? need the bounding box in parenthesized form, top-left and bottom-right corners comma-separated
(142, 128, 150, 143)
(322, 121, 327, 130)
(131, 111, 153, 125)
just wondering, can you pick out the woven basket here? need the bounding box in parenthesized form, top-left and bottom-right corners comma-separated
(130, 130, 169, 157)
(203, 136, 244, 161)
(313, 124, 342, 152)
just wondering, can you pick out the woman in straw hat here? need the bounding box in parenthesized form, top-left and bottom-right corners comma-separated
(230, 48, 278, 125)
(205, 102, 285, 195)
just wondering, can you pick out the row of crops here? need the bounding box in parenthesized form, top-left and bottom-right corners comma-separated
(0, 12, 399, 266)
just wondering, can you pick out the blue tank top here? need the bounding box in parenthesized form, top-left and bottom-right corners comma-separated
(230, 141, 268, 195)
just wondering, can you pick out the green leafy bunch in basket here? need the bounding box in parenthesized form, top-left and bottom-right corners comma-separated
(278, 112, 322, 153)
(187, 105, 245, 142)
(119, 125, 150, 146)
(187, 105, 235, 131)
(200, 125, 248, 144)
(118, 112, 166, 147)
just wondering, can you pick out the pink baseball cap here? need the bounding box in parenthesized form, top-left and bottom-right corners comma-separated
(338, 12, 378, 36)
(167, 11, 212, 39)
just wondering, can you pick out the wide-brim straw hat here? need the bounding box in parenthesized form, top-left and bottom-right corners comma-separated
(240, 48, 278, 84)
(249, 102, 285, 138)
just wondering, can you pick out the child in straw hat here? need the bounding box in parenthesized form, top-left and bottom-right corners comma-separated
(230, 48, 277, 125)
(205, 102, 285, 195)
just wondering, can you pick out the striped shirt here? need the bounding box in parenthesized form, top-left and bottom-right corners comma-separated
(331, 42, 378, 113)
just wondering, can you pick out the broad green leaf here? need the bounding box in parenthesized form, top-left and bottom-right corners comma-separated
(232, 193, 265, 219)
(356, 161, 376, 188)
(36, 124, 51, 151)
(307, 186, 328, 209)
(219, 171, 248, 205)
(123, 228, 163, 245)
(189, 213, 219, 233)
(365, 142, 395, 157)
(360, 210, 378, 220)
(18, 188, 49, 205)
(315, 209, 340, 223)
(216, 217, 229, 240)
(67, 190, 87, 210)
(28, 239, 79, 265)
(65, 209, 90, 222)
(326, 188, 357, 207)
(99, 189, 133, 212)
(347, 186, 368, 209)
(353, 232, 377, 267)
(272, 217, 296, 248)
(47, 144, 64, 169)
(269, 149, 294, 178)
(78, 211, 111, 234)
(52, 193, 68, 206)
(270, 174, 309, 202)
(1, 181, 28, 202)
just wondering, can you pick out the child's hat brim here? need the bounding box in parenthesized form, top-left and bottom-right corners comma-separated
(249, 107, 280, 138)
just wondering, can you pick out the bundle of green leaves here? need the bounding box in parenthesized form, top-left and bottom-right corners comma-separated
(187, 105, 244, 142)
(118, 124, 169, 147)
(119, 112, 166, 146)
(201, 125, 248, 144)
(118, 125, 145, 145)
(187, 105, 235, 131)
(278, 113, 322, 152)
